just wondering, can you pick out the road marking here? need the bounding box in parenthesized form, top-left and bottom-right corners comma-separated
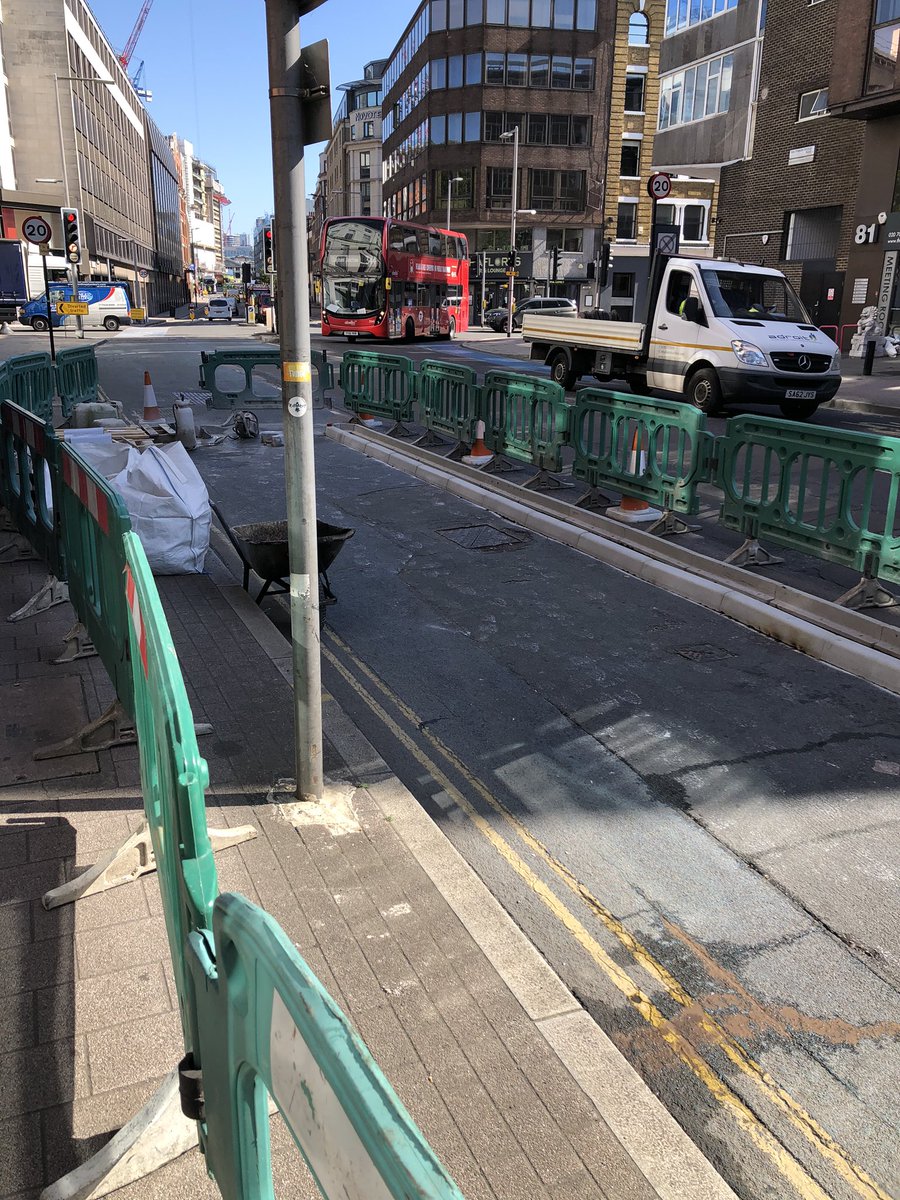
(322, 627, 892, 1200)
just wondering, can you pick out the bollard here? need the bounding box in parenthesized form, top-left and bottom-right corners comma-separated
(863, 338, 877, 376)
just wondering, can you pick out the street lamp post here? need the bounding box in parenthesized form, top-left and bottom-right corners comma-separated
(446, 174, 463, 231)
(499, 127, 519, 337)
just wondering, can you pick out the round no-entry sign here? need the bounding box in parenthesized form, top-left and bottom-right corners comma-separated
(647, 173, 672, 201)
(22, 215, 53, 245)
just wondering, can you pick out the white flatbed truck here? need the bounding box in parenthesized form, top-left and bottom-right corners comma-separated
(522, 255, 841, 419)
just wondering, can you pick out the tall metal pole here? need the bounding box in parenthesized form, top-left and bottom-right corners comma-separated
(264, 0, 324, 801)
(506, 125, 519, 338)
(480, 251, 486, 326)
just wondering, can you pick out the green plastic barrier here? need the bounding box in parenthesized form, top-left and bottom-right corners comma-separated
(199, 348, 333, 409)
(417, 360, 479, 448)
(716, 414, 900, 579)
(572, 389, 713, 515)
(479, 369, 570, 471)
(0, 400, 64, 577)
(58, 442, 134, 714)
(0, 360, 10, 406)
(7, 351, 55, 421)
(56, 345, 99, 419)
(122, 532, 464, 1199)
(339, 350, 416, 431)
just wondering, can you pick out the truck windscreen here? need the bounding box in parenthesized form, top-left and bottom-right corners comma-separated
(700, 270, 811, 324)
(322, 221, 385, 317)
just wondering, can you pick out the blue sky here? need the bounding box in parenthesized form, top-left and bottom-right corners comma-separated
(88, 0, 411, 236)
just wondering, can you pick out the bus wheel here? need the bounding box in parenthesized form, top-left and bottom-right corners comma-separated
(441, 317, 456, 342)
(404, 318, 415, 343)
(32, 316, 48, 333)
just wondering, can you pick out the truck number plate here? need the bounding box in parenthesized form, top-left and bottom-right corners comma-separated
(785, 389, 815, 400)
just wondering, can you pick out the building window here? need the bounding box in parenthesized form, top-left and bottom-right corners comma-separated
(467, 0, 484, 19)
(665, 0, 737, 36)
(682, 204, 706, 241)
(620, 142, 641, 176)
(509, 0, 530, 23)
(464, 111, 481, 141)
(528, 168, 585, 211)
(507, 53, 528, 86)
(617, 201, 637, 239)
(448, 54, 464, 87)
(530, 54, 550, 86)
(527, 113, 549, 144)
(487, 166, 513, 208)
(448, 112, 463, 143)
(363, 122, 375, 138)
(552, 56, 574, 88)
(359, 151, 371, 180)
(433, 58, 447, 89)
(783, 206, 842, 261)
(486, 52, 505, 85)
(573, 58, 595, 89)
(484, 111, 504, 140)
(466, 53, 482, 84)
(547, 228, 584, 250)
(486, 0, 506, 20)
(869, 2, 900, 94)
(571, 115, 591, 144)
(436, 167, 474, 210)
(628, 10, 650, 42)
(432, 114, 446, 144)
(658, 53, 733, 129)
(612, 271, 635, 297)
(625, 74, 645, 111)
(449, 0, 465, 25)
(549, 113, 569, 143)
(798, 87, 828, 120)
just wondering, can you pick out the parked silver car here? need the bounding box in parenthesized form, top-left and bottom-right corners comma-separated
(484, 295, 577, 332)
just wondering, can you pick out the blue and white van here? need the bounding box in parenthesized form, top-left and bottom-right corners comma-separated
(19, 284, 132, 332)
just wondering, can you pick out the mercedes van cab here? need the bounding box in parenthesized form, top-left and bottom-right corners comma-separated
(20, 283, 132, 332)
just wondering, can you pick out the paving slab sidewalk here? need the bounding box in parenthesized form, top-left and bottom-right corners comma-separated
(0, 544, 733, 1200)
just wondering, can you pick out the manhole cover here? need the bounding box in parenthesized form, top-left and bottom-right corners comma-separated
(674, 644, 735, 662)
(439, 524, 527, 551)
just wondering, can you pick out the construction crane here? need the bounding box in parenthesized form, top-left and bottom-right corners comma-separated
(120, 0, 154, 70)
(131, 61, 152, 102)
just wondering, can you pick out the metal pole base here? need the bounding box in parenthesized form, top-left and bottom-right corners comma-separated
(836, 573, 898, 611)
(34, 699, 136, 760)
(573, 485, 614, 510)
(724, 538, 784, 568)
(53, 621, 98, 664)
(8, 575, 69, 623)
(645, 510, 701, 537)
(0, 534, 38, 564)
(39, 1069, 198, 1200)
(42, 818, 258, 910)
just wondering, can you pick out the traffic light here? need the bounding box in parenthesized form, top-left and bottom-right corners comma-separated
(550, 247, 559, 281)
(62, 208, 80, 264)
(600, 239, 612, 288)
(241, 262, 251, 284)
(264, 225, 275, 273)
(506, 250, 516, 275)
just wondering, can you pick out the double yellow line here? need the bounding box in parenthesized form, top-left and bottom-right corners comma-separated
(322, 626, 891, 1200)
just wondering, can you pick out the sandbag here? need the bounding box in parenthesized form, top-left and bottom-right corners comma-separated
(109, 442, 210, 574)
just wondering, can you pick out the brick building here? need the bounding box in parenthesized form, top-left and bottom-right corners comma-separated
(602, 0, 717, 320)
(654, 0, 864, 332)
(381, 0, 612, 310)
(829, 0, 900, 333)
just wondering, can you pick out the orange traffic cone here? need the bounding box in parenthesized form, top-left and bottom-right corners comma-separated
(357, 411, 382, 428)
(606, 427, 662, 524)
(142, 371, 162, 422)
(462, 419, 494, 467)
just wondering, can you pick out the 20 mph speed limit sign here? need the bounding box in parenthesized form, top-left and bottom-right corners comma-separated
(22, 215, 53, 245)
(647, 173, 672, 201)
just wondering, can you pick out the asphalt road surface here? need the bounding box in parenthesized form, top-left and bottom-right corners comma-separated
(94, 321, 900, 1200)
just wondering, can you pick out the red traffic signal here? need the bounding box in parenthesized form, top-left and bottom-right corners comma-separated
(61, 207, 80, 263)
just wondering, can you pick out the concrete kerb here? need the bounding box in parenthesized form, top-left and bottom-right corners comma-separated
(324, 422, 900, 699)
(204, 537, 738, 1200)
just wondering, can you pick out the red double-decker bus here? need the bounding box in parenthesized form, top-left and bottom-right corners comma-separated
(320, 216, 469, 341)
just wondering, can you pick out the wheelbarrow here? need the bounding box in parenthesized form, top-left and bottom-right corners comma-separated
(211, 503, 355, 605)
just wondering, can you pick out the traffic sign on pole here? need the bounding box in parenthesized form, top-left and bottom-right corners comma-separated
(22, 215, 53, 245)
(647, 173, 672, 201)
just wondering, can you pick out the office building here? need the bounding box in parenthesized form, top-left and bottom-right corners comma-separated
(1, 0, 156, 299)
(381, 0, 612, 309)
(319, 60, 387, 221)
(145, 117, 185, 314)
(170, 135, 226, 283)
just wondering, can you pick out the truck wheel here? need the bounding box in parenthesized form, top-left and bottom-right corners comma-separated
(779, 400, 819, 420)
(31, 316, 48, 333)
(103, 316, 120, 331)
(548, 350, 577, 390)
(625, 367, 647, 396)
(687, 368, 721, 414)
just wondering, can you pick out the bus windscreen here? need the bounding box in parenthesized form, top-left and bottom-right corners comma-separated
(322, 220, 385, 317)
